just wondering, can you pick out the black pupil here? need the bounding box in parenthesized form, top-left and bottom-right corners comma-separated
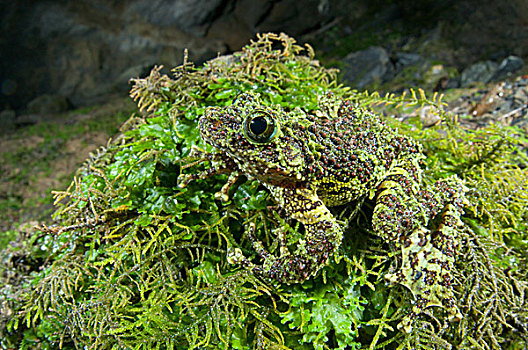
(249, 116, 268, 136)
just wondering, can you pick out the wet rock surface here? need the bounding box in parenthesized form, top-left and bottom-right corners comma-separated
(1, 1, 227, 110)
(343, 49, 524, 93)
(395, 75, 528, 136)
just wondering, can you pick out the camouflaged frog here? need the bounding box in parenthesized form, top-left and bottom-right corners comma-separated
(179, 92, 468, 332)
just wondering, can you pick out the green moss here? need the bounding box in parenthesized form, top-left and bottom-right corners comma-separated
(1, 33, 527, 349)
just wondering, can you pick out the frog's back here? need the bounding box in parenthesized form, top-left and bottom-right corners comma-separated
(301, 100, 421, 206)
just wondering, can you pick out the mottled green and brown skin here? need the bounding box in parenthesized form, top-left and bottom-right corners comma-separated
(180, 92, 467, 331)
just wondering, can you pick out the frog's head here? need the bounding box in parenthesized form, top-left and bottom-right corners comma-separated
(199, 93, 307, 183)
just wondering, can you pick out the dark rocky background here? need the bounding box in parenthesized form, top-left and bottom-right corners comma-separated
(1, 0, 527, 114)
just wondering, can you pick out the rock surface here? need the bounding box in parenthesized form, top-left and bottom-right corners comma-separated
(1, 1, 227, 110)
(460, 61, 498, 87)
(1, 0, 527, 112)
(492, 56, 525, 81)
(0, 109, 16, 134)
(27, 94, 70, 114)
(341, 47, 394, 88)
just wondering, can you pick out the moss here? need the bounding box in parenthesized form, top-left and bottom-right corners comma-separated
(1, 33, 527, 349)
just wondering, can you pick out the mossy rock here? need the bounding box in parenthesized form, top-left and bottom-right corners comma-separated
(2, 33, 527, 349)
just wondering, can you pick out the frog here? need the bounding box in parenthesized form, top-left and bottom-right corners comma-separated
(178, 91, 468, 332)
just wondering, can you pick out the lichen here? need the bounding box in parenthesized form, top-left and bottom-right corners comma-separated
(1, 33, 527, 349)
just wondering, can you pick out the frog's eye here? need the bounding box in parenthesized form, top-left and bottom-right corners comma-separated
(243, 110, 278, 144)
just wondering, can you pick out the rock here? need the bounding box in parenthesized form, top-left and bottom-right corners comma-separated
(0, 109, 16, 133)
(124, 0, 225, 35)
(26, 94, 70, 114)
(114, 64, 157, 93)
(419, 105, 442, 127)
(257, 0, 333, 35)
(448, 75, 528, 131)
(207, 0, 273, 50)
(395, 52, 422, 68)
(2, 0, 527, 112)
(460, 60, 498, 87)
(495, 99, 514, 115)
(444, 77, 460, 89)
(492, 56, 524, 81)
(14, 114, 46, 126)
(512, 85, 528, 108)
(206, 54, 239, 69)
(0, 1, 226, 110)
(341, 47, 395, 89)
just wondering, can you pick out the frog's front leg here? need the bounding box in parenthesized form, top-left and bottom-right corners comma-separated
(178, 152, 239, 201)
(248, 184, 343, 284)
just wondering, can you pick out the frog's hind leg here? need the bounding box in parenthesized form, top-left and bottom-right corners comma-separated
(387, 202, 465, 332)
(373, 163, 467, 332)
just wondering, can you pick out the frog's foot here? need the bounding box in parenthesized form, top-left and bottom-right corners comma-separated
(177, 167, 231, 188)
(236, 217, 339, 284)
(214, 172, 239, 202)
(227, 184, 344, 283)
(243, 222, 312, 283)
(386, 227, 459, 333)
(226, 222, 275, 267)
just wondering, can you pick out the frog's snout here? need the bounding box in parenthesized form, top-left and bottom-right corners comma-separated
(200, 106, 241, 150)
(199, 107, 220, 141)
